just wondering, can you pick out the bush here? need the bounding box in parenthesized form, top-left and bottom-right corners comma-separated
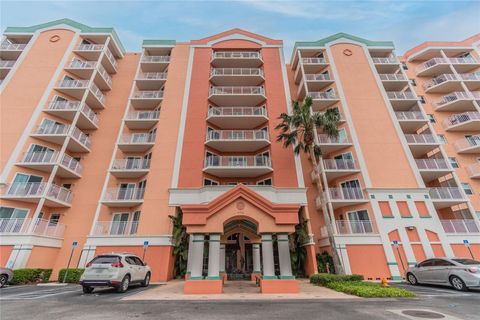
(316, 252, 334, 273)
(58, 268, 84, 283)
(310, 273, 364, 286)
(10, 269, 52, 285)
(326, 281, 415, 298)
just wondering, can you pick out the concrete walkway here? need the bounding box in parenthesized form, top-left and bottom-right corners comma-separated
(124, 279, 357, 301)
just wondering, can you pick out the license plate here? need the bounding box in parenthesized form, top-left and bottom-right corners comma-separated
(95, 269, 104, 273)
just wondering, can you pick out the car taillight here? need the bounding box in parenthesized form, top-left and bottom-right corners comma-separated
(111, 262, 124, 268)
(466, 267, 478, 273)
(86, 262, 92, 268)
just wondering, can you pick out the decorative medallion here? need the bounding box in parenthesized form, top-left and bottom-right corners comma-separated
(343, 49, 353, 56)
(236, 201, 245, 211)
(49, 35, 61, 43)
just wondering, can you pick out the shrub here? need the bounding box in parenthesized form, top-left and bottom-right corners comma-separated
(316, 252, 334, 273)
(310, 273, 364, 286)
(10, 269, 52, 285)
(58, 268, 84, 283)
(326, 281, 415, 298)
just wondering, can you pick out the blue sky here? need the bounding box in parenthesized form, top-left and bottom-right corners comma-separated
(1, 0, 479, 58)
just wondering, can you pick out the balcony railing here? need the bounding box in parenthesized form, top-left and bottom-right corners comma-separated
(423, 74, 458, 90)
(111, 159, 151, 170)
(309, 90, 336, 100)
(405, 134, 438, 144)
(204, 156, 271, 168)
(335, 220, 377, 234)
(322, 159, 357, 170)
(0, 218, 66, 238)
(89, 82, 105, 104)
(206, 130, 269, 141)
(119, 133, 156, 144)
(458, 72, 480, 81)
(60, 153, 83, 175)
(131, 90, 164, 99)
(213, 51, 261, 59)
(76, 44, 104, 51)
(125, 110, 160, 120)
(136, 72, 167, 80)
(210, 68, 264, 76)
(71, 127, 92, 149)
(0, 60, 15, 68)
(96, 63, 113, 87)
(92, 220, 139, 236)
(416, 58, 449, 73)
(104, 48, 118, 70)
(441, 220, 479, 233)
(387, 91, 417, 100)
(46, 101, 99, 127)
(379, 73, 407, 81)
(0, 42, 27, 50)
(317, 134, 349, 144)
(395, 111, 425, 120)
(57, 79, 89, 88)
(326, 187, 365, 200)
(449, 57, 480, 64)
(34, 123, 70, 135)
(454, 135, 480, 152)
(21, 150, 58, 164)
(1, 182, 73, 204)
(434, 92, 471, 108)
(466, 163, 480, 178)
(473, 92, 480, 100)
(415, 158, 449, 170)
(305, 74, 331, 81)
(141, 55, 170, 63)
(209, 86, 265, 95)
(103, 188, 145, 201)
(68, 60, 96, 69)
(443, 112, 480, 128)
(208, 106, 267, 117)
(429, 187, 465, 200)
(372, 57, 398, 64)
(302, 57, 327, 64)
(46, 184, 74, 204)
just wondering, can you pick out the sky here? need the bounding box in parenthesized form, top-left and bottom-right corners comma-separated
(1, 0, 479, 59)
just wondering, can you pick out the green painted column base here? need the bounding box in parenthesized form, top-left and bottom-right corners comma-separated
(205, 276, 221, 280)
(391, 276, 403, 281)
(188, 276, 204, 280)
(279, 275, 295, 279)
(261, 275, 279, 280)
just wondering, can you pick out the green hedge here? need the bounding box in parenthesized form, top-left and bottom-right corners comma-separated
(10, 269, 52, 285)
(310, 273, 364, 286)
(58, 268, 84, 283)
(326, 281, 415, 298)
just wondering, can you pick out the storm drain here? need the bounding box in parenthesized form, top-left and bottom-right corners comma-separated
(401, 310, 445, 319)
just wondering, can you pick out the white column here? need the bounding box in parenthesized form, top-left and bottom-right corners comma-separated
(186, 235, 194, 274)
(261, 234, 275, 278)
(190, 234, 205, 279)
(252, 243, 261, 273)
(219, 243, 226, 273)
(277, 233, 293, 278)
(207, 234, 221, 279)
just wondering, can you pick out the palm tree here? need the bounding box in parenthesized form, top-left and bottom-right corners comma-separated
(275, 96, 344, 275)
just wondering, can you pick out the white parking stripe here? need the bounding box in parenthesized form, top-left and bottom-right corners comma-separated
(0, 287, 79, 300)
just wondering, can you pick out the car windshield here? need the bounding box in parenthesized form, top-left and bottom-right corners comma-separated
(90, 255, 120, 264)
(452, 258, 480, 265)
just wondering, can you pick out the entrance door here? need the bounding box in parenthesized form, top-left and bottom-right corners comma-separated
(118, 183, 135, 200)
(111, 213, 129, 235)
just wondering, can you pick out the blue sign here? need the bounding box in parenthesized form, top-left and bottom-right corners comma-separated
(392, 240, 399, 247)
(72, 241, 78, 248)
(463, 240, 470, 247)
(143, 241, 149, 248)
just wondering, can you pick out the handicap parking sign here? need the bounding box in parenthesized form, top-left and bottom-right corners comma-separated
(392, 240, 399, 247)
(463, 239, 470, 247)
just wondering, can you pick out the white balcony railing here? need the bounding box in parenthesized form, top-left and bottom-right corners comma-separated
(210, 68, 264, 77)
(322, 159, 357, 170)
(46, 101, 99, 126)
(309, 90, 336, 100)
(0, 42, 27, 50)
(125, 110, 160, 120)
(207, 106, 267, 117)
(458, 72, 480, 81)
(204, 156, 271, 168)
(1, 182, 73, 204)
(141, 55, 170, 63)
(111, 159, 151, 170)
(441, 220, 479, 233)
(57, 79, 89, 88)
(449, 57, 480, 64)
(0, 218, 66, 238)
(372, 57, 398, 64)
(68, 60, 96, 69)
(405, 134, 438, 144)
(327, 187, 365, 200)
(335, 220, 377, 234)
(302, 57, 327, 64)
(415, 158, 450, 170)
(34, 123, 70, 135)
(0, 60, 15, 68)
(423, 74, 458, 90)
(104, 48, 118, 70)
(131, 90, 164, 99)
(103, 188, 145, 201)
(213, 51, 261, 59)
(96, 63, 113, 87)
(434, 91, 471, 108)
(46, 184, 74, 204)
(92, 220, 139, 236)
(317, 134, 349, 144)
(395, 111, 425, 120)
(443, 112, 480, 128)
(206, 130, 269, 141)
(209, 86, 265, 95)
(119, 133, 156, 144)
(21, 151, 58, 164)
(379, 73, 407, 81)
(305, 74, 331, 81)
(466, 163, 480, 178)
(89, 82, 106, 104)
(454, 135, 480, 152)
(429, 187, 465, 200)
(473, 91, 480, 100)
(60, 153, 83, 175)
(416, 58, 449, 73)
(76, 44, 104, 51)
(71, 127, 92, 149)
(387, 91, 417, 100)
(136, 72, 168, 80)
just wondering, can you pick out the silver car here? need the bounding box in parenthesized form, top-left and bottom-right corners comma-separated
(0, 268, 14, 288)
(406, 257, 480, 291)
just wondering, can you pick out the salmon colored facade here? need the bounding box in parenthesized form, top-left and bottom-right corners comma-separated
(0, 19, 479, 293)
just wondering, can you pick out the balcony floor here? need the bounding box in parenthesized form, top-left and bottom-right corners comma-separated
(43, 109, 98, 130)
(117, 143, 155, 153)
(203, 166, 273, 178)
(311, 98, 339, 111)
(208, 94, 266, 107)
(434, 99, 476, 112)
(329, 199, 369, 209)
(419, 169, 454, 182)
(207, 115, 268, 129)
(101, 199, 144, 207)
(130, 98, 163, 110)
(209, 75, 265, 86)
(431, 199, 467, 209)
(445, 119, 480, 132)
(109, 169, 149, 178)
(323, 169, 361, 181)
(124, 119, 159, 130)
(205, 140, 270, 152)
(424, 81, 462, 94)
(210, 58, 263, 68)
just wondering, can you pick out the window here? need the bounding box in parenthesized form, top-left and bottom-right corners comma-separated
(409, 79, 416, 86)
(257, 178, 272, 186)
(138, 180, 147, 198)
(9, 173, 42, 195)
(111, 213, 129, 235)
(438, 134, 447, 144)
(125, 257, 137, 265)
(379, 201, 393, 217)
(418, 95, 426, 104)
(465, 135, 480, 146)
(427, 114, 436, 123)
(204, 179, 219, 186)
(432, 259, 454, 267)
(130, 211, 141, 234)
(417, 259, 434, 267)
(132, 256, 145, 266)
(340, 180, 362, 199)
(461, 183, 473, 195)
(401, 62, 408, 70)
(26, 144, 55, 162)
(49, 214, 60, 226)
(62, 184, 72, 189)
(0, 207, 28, 219)
(449, 157, 459, 168)
(346, 210, 372, 233)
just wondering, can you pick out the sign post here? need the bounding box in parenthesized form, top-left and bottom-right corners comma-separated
(463, 240, 475, 259)
(393, 240, 406, 274)
(63, 241, 78, 283)
(143, 241, 149, 261)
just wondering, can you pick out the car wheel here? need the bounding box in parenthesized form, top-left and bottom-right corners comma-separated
(117, 275, 130, 293)
(0, 275, 8, 288)
(82, 285, 94, 294)
(141, 273, 151, 287)
(449, 275, 468, 291)
(406, 273, 418, 285)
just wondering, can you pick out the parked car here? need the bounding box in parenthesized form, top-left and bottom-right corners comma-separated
(406, 257, 480, 291)
(0, 267, 14, 288)
(79, 253, 151, 293)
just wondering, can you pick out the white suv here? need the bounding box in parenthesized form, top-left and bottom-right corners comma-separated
(80, 253, 151, 293)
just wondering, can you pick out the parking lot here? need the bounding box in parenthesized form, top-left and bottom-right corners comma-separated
(0, 282, 479, 320)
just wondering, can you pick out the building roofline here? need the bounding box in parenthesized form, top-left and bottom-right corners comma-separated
(142, 39, 176, 47)
(294, 33, 394, 49)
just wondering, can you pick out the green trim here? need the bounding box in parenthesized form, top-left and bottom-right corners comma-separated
(277, 239, 289, 242)
(205, 276, 221, 280)
(406, 195, 412, 199)
(4, 18, 125, 54)
(420, 216, 432, 219)
(391, 276, 403, 281)
(208, 239, 221, 242)
(424, 195, 429, 199)
(294, 33, 394, 48)
(261, 275, 278, 280)
(401, 216, 414, 219)
(370, 195, 376, 199)
(143, 39, 176, 46)
(192, 240, 205, 242)
(186, 271, 191, 275)
(261, 239, 273, 242)
(388, 195, 394, 199)
(387, 262, 398, 266)
(279, 275, 296, 279)
(253, 270, 261, 273)
(382, 216, 395, 219)
(188, 276, 204, 280)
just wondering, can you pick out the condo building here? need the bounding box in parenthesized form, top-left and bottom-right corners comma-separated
(0, 19, 478, 294)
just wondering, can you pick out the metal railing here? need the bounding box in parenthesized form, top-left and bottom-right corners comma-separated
(387, 91, 417, 100)
(136, 72, 167, 80)
(472, 91, 480, 100)
(92, 220, 139, 236)
(141, 55, 170, 63)
(21, 150, 58, 164)
(57, 79, 89, 88)
(0, 60, 15, 68)
(131, 90, 164, 99)
(372, 57, 398, 64)
(104, 48, 118, 70)
(416, 58, 449, 73)
(0, 218, 66, 238)
(443, 112, 480, 129)
(441, 220, 479, 233)
(111, 159, 151, 170)
(71, 127, 92, 149)
(335, 220, 377, 234)
(415, 158, 449, 170)
(0, 218, 31, 233)
(119, 133, 156, 144)
(96, 63, 112, 87)
(309, 90, 336, 100)
(449, 57, 480, 64)
(103, 188, 145, 201)
(207, 106, 267, 117)
(213, 51, 261, 59)
(434, 91, 471, 108)
(326, 187, 365, 200)
(89, 82, 106, 104)
(395, 111, 425, 120)
(76, 44, 104, 51)
(423, 74, 458, 90)
(322, 159, 357, 170)
(0, 42, 27, 50)
(2, 182, 46, 197)
(317, 134, 350, 144)
(46, 184, 74, 204)
(125, 110, 160, 120)
(60, 153, 83, 175)
(458, 72, 480, 81)
(210, 68, 264, 76)
(405, 134, 438, 144)
(454, 135, 480, 152)
(379, 73, 407, 81)
(204, 156, 271, 168)
(68, 60, 96, 69)
(34, 123, 70, 135)
(209, 86, 265, 95)
(429, 187, 465, 200)
(305, 73, 331, 81)
(46, 101, 99, 126)
(206, 130, 269, 141)
(466, 163, 480, 178)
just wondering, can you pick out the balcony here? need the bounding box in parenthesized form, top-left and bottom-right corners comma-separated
(205, 129, 269, 152)
(459, 72, 480, 91)
(321, 159, 360, 181)
(207, 106, 268, 129)
(405, 134, 439, 157)
(65, 60, 96, 78)
(386, 91, 418, 110)
(429, 187, 466, 209)
(44, 100, 99, 130)
(0, 60, 15, 78)
(130, 90, 163, 109)
(449, 57, 480, 73)
(0, 218, 66, 238)
(324, 187, 368, 209)
(92, 220, 139, 236)
(55, 80, 105, 109)
(423, 74, 461, 93)
(203, 155, 272, 178)
(395, 111, 428, 132)
(443, 112, 480, 131)
(210, 68, 264, 86)
(211, 51, 263, 68)
(0, 42, 27, 59)
(208, 86, 266, 106)
(304, 73, 334, 91)
(135, 72, 167, 90)
(140, 55, 170, 72)
(102, 48, 118, 73)
(124, 110, 160, 129)
(466, 163, 480, 179)
(371, 57, 400, 73)
(94, 63, 113, 90)
(301, 57, 328, 73)
(434, 92, 475, 112)
(454, 135, 480, 154)
(0, 182, 73, 207)
(335, 220, 377, 235)
(31, 124, 91, 152)
(441, 220, 480, 234)
(102, 187, 145, 207)
(117, 133, 155, 152)
(379, 73, 408, 91)
(416, 58, 450, 76)
(16, 151, 83, 178)
(74, 44, 104, 60)
(308, 90, 338, 111)
(317, 134, 351, 154)
(415, 158, 452, 182)
(110, 159, 150, 178)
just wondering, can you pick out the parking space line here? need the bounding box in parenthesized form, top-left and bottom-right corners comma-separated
(0, 287, 80, 300)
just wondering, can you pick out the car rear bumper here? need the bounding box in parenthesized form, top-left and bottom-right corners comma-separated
(80, 280, 121, 287)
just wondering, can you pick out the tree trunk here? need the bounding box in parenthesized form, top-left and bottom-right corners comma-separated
(309, 149, 345, 275)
